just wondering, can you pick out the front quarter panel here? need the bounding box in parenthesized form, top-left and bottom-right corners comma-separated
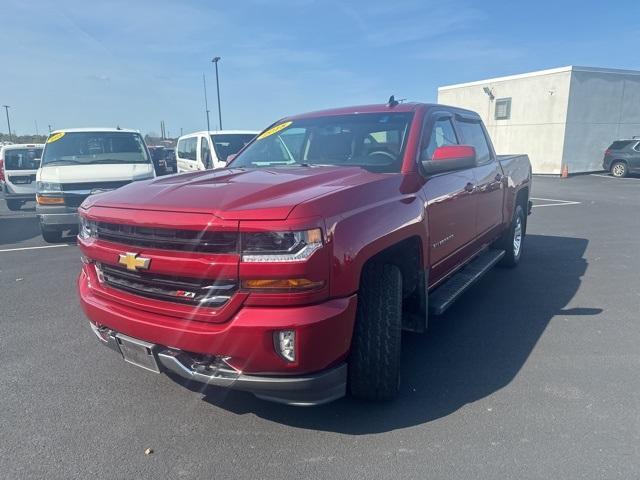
(317, 175, 427, 297)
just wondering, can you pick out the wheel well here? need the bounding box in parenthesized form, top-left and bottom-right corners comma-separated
(364, 236, 423, 297)
(516, 187, 529, 232)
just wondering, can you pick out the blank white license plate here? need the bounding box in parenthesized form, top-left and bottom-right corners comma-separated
(116, 334, 160, 373)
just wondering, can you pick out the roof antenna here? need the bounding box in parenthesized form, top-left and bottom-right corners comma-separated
(388, 95, 399, 107)
(116, 125, 122, 130)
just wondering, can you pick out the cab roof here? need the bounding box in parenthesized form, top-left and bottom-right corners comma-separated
(286, 102, 431, 120)
(49, 127, 140, 134)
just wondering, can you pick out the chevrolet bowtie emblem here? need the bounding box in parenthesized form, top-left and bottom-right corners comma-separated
(118, 252, 151, 272)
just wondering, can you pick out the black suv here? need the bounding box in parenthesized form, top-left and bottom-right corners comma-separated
(603, 139, 640, 177)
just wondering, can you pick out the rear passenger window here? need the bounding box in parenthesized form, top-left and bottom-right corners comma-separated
(422, 118, 458, 161)
(178, 138, 197, 160)
(609, 141, 632, 150)
(456, 120, 492, 164)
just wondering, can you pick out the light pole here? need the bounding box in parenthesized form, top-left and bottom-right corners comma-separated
(203, 73, 211, 132)
(3, 105, 12, 141)
(211, 56, 222, 130)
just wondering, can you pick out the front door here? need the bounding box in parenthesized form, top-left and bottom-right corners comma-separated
(419, 113, 478, 285)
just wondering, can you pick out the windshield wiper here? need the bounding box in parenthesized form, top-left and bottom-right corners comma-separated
(43, 159, 85, 165)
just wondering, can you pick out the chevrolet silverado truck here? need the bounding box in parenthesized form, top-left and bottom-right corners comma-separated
(77, 101, 531, 406)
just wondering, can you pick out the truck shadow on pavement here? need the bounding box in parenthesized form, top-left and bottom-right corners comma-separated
(192, 234, 595, 433)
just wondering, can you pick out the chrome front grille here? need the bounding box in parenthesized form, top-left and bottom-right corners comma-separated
(95, 222, 238, 253)
(97, 263, 237, 307)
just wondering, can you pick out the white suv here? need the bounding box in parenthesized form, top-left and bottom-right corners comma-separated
(1, 143, 44, 211)
(176, 130, 258, 172)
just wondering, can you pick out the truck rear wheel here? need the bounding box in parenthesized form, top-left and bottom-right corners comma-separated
(349, 262, 402, 400)
(498, 204, 525, 268)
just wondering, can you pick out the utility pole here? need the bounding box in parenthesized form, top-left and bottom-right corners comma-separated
(203, 73, 211, 132)
(3, 105, 12, 141)
(34, 120, 39, 136)
(48, 124, 52, 133)
(212, 57, 222, 130)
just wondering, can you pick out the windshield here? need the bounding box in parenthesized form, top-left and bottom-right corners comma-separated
(210, 134, 256, 162)
(41, 131, 151, 166)
(4, 147, 43, 170)
(229, 113, 413, 173)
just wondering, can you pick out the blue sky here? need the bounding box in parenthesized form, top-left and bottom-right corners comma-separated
(1, 0, 639, 136)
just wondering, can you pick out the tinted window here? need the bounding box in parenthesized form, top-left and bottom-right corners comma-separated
(457, 120, 492, 164)
(42, 132, 150, 165)
(230, 113, 413, 173)
(210, 134, 256, 162)
(4, 147, 43, 170)
(177, 137, 197, 160)
(422, 118, 458, 160)
(609, 141, 632, 150)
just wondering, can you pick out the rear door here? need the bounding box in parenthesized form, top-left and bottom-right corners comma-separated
(4, 146, 42, 194)
(177, 137, 198, 172)
(456, 116, 504, 239)
(420, 112, 478, 284)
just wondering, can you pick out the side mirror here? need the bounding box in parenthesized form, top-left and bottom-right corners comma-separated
(422, 145, 476, 175)
(225, 153, 237, 165)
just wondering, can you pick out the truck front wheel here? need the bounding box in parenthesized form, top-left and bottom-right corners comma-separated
(349, 262, 402, 400)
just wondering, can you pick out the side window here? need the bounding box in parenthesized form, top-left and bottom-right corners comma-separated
(200, 137, 212, 167)
(421, 118, 458, 161)
(177, 139, 187, 159)
(186, 138, 197, 160)
(456, 120, 492, 164)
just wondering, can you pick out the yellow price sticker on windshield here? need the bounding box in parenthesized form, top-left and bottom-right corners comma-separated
(47, 132, 65, 143)
(257, 121, 292, 140)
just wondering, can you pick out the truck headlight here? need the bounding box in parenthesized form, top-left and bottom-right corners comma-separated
(36, 181, 62, 193)
(241, 228, 323, 262)
(78, 215, 97, 239)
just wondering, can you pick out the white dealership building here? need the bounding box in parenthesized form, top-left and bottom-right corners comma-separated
(437, 66, 640, 174)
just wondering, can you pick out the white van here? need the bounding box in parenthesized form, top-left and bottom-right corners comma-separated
(0, 143, 44, 210)
(36, 128, 155, 242)
(176, 130, 258, 172)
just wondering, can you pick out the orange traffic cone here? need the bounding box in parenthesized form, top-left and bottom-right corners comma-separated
(561, 164, 569, 178)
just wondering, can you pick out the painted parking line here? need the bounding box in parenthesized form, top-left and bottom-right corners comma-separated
(530, 197, 581, 208)
(0, 244, 74, 253)
(590, 173, 638, 180)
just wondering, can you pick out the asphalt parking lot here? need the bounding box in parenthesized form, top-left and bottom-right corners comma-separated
(1, 174, 639, 479)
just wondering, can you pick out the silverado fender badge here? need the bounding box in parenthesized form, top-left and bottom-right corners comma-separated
(118, 252, 151, 272)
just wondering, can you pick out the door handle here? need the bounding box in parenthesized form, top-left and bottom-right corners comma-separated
(464, 182, 475, 193)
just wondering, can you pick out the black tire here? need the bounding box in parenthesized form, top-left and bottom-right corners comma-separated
(610, 161, 628, 178)
(41, 227, 62, 243)
(6, 200, 22, 211)
(349, 262, 402, 400)
(498, 204, 525, 268)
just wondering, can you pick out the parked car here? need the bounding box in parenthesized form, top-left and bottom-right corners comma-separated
(37, 128, 155, 242)
(77, 102, 531, 405)
(603, 139, 640, 177)
(163, 147, 176, 173)
(148, 145, 177, 175)
(176, 130, 258, 172)
(0, 143, 44, 210)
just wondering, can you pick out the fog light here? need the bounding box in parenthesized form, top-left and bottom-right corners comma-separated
(274, 330, 296, 362)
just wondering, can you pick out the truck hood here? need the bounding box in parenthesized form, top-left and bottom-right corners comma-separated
(84, 166, 383, 220)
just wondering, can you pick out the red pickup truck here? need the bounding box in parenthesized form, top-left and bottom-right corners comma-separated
(78, 101, 531, 406)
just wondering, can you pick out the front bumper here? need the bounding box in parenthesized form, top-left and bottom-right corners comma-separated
(36, 205, 79, 230)
(2, 182, 35, 201)
(79, 268, 357, 405)
(90, 322, 346, 406)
